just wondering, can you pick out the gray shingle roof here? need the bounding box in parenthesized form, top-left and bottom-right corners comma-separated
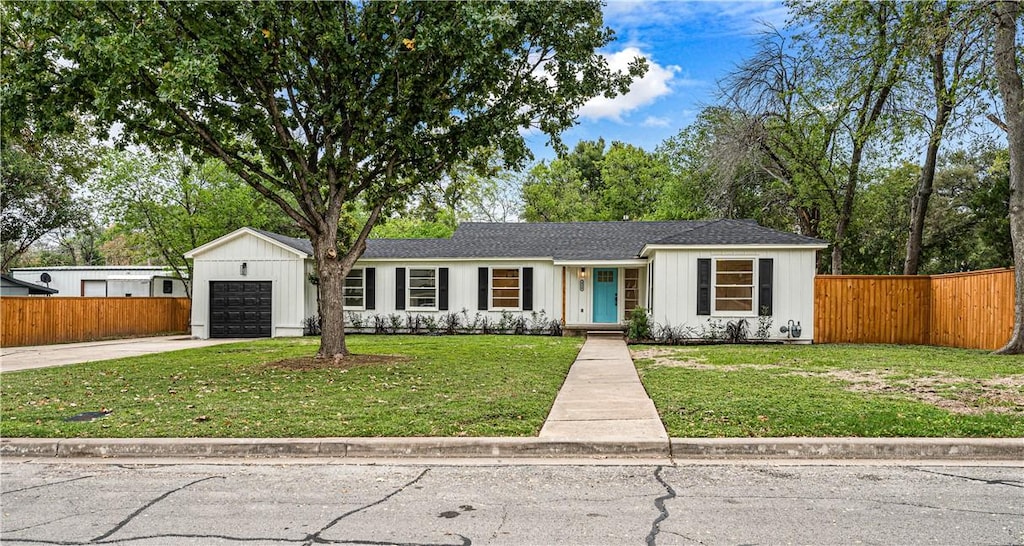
(361, 219, 826, 260)
(254, 220, 826, 261)
(253, 229, 314, 256)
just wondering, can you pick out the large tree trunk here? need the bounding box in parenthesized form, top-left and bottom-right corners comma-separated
(992, 0, 1024, 355)
(906, 5, 955, 276)
(312, 233, 350, 360)
(832, 146, 865, 275)
(904, 102, 951, 275)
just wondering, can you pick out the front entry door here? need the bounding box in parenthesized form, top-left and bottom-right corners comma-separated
(592, 268, 618, 323)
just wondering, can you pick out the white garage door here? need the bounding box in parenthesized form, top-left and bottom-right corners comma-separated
(82, 280, 107, 297)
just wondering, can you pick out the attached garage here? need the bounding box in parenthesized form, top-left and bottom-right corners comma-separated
(209, 281, 272, 338)
(184, 228, 317, 340)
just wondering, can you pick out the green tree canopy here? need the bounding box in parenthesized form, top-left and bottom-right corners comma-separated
(6, 1, 643, 357)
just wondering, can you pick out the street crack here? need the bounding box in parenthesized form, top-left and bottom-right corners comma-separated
(301, 469, 469, 546)
(913, 468, 1024, 488)
(91, 475, 225, 542)
(645, 466, 676, 546)
(3, 476, 94, 495)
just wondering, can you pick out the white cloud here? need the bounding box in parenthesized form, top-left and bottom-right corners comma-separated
(642, 116, 672, 127)
(578, 47, 681, 121)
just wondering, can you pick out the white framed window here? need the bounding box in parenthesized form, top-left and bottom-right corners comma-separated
(624, 268, 640, 313)
(491, 267, 521, 309)
(344, 269, 364, 309)
(407, 268, 437, 310)
(714, 258, 754, 314)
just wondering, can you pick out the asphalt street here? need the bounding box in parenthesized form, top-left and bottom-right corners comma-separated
(1, 460, 1021, 545)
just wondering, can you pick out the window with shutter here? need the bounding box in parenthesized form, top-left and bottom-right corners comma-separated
(714, 259, 754, 314)
(407, 268, 438, 310)
(343, 269, 364, 309)
(491, 268, 520, 309)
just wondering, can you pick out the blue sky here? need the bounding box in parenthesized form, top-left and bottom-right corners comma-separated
(525, 0, 791, 160)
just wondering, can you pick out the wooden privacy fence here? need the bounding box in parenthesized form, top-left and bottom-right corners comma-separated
(814, 268, 1015, 350)
(1, 297, 191, 347)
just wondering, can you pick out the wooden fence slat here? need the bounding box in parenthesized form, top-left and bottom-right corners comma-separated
(814, 269, 1015, 350)
(1, 297, 191, 347)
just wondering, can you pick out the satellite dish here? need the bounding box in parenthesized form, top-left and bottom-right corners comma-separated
(40, 273, 51, 285)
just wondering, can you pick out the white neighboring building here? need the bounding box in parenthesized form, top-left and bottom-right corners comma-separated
(9, 266, 189, 298)
(185, 221, 828, 341)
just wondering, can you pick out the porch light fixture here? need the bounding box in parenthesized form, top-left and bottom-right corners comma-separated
(240, 262, 248, 276)
(578, 267, 586, 292)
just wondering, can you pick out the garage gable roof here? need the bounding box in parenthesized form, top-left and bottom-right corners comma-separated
(184, 227, 312, 259)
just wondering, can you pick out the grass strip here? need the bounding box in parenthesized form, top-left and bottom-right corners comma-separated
(634, 344, 1024, 438)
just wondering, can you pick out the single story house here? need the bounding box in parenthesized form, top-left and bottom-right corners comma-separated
(1, 273, 59, 296)
(185, 220, 828, 341)
(9, 266, 189, 298)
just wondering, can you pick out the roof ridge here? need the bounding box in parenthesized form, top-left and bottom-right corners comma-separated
(651, 219, 720, 244)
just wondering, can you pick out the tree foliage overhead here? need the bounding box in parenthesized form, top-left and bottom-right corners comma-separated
(521, 139, 673, 222)
(0, 127, 93, 272)
(5, 1, 642, 357)
(92, 151, 299, 296)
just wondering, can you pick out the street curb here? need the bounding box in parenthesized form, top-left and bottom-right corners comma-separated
(2, 437, 1021, 461)
(0, 437, 670, 460)
(671, 437, 1024, 460)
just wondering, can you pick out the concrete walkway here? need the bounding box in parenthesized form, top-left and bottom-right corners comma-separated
(539, 335, 668, 442)
(1, 336, 246, 373)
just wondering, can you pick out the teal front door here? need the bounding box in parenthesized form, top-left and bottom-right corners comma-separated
(592, 268, 618, 323)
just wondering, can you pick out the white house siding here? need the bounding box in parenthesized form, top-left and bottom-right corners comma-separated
(648, 248, 817, 342)
(189, 234, 310, 339)
(348, 260, 558, 323)
(304, 260, 319, 324)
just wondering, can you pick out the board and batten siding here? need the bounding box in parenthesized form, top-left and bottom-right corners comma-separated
(648, 248, 817, 341)
(351, 260, 557, 321)
(190, 234, 310, 339)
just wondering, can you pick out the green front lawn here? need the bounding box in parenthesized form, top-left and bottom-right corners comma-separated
(634, 344, 1024, 437)
(1, 335, 582, 438)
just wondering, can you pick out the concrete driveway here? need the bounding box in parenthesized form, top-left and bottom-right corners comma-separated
(0, 336, 247, 373)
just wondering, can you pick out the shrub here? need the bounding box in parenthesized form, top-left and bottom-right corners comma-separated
(626, 307, 651, 341)
(724, 319, 749, 343)
(303, 315, 322, 336)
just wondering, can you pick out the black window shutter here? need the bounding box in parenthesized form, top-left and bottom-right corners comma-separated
(522, 267, 533, 311)
(478, 267, 488, 310)
(395, 267, 406, 311)
(365, 268, 376, 310)
(697, 258, 711, 316)
(758, 258, 773, 316)
(439, 267, 449, 311)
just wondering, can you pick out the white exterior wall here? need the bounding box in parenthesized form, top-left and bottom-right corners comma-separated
(10, 267, 186, 297)
(189, 235, 311, 339)
(350, 260, 558, 322)
(649, 248, 817, 342)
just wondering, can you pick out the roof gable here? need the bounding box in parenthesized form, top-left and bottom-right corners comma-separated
(184, 227, 312, 259)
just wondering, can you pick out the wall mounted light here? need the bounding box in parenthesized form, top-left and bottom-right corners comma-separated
(240, 262, 248, 276)
(578, 267, 586, 292)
